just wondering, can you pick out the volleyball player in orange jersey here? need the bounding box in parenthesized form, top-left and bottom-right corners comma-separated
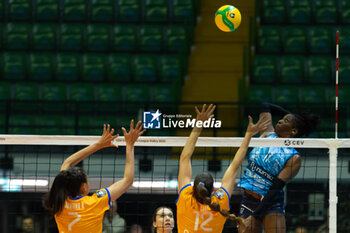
(43, 120, 145, 233)
(176, 104, 270, 233)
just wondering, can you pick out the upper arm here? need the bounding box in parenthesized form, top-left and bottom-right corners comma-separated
(278, 154, 302, 182)
(107, 179, 133, 201)
(178, 156, 192, 192)
(259, 112, 274, 136)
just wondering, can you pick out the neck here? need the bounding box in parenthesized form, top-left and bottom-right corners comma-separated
(156, 228, 172, 233)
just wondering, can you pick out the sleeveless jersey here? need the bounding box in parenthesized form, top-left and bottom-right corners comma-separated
(55, 188, 111, 233)
(176, 184, 230, 233)
(238, 133, 299, 196)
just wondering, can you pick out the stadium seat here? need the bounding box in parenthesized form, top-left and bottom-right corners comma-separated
(9, 0, 31, 21)
(280, 56, 304, 84)
(0, 82, 11, 101)
(56, 53, 80, 81)
(307, 56, 332, 84)
(282, 26, 307, 54)
(257, 26, 281, 53)
(314, 0, 337, 24)
(152, 83, 179, 103)
(9, 115, 37, 134)
(13, 82, 39, 101)
(124, 84, 150, 102)
(247, 85, 273, 103)
(78, 115, 118, 135)
(0, 115, 5, 134)
(29, 53, 53, 81)
(36, 115, 66, 135)
(336, 27, 350, 55)
(3, 52, 27, 80)
(0, 23, 2, 49)
(325, 86, 335, 104)
(96, 84, 123, 112)
(0, 1, 3, 20)
(288, 0, 311, 24)
(112, 25, 137, 52)
(107, 54, 132, 82)
(59, 24, 84, 51)
(309, 27, 332, 54)
(339, 86, 350, 104)
(252, 55, 277, 83)
(139, 25, 163, 52)
(340, 0, 350, 24)
(273, 85, 299, 104)
(63, 0, 87, 21)
(118, 0, 141, 22)
(32, 24, 56, 51)
(86, 24, 110, 52)
(6, 23, 30, 50)
(172, 0, 195, 23)
(41, 82, 67, 112)
(166, 25, 189, 53)
(145, 0, 168, 22)
(339, 56, 350, 84)
(82, 54, 105, 82)
(69, 83, 95, 112)
(158, 55, 183, 83)
(299, 86, 326, 104)
(36, 0, 59, 21)
(262, 0, 285, 23)
(133, 55, 157, 82)
(90, 0, 114, 22)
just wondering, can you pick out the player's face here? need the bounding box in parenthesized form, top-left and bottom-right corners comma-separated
(22, 218, 34, 233)
(275, 114, 297, 138)
(153, 208, 174, 231)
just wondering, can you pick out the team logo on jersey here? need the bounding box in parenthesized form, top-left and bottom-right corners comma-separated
(214, 190, 225, 199)
(96, 189, 107, 198)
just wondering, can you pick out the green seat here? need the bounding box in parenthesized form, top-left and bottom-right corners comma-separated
(282, 26, 307, 54)
(0, 115, 5, 134)
(152, 84, 179, 103)
(133, 55, 157, 82)
(172, 0, 195, 23)
(41, 83, 67, 101)
(107, 54, 132, 82)
(339, 56, 350, 84)
(0, 23, 3, 49)
(257, 26, 281, 53)
(96, 84, 123, 112)
(145, 0, 168, 22)
(262, 0, 285, 23)
(86, 24, 110, 52)
(118, 0, 141, 22)
(158, 55, 183, 83)
(339, 86, 350, 104)
(78, 115, 118, 135)
(288, 0, 311, 24)
(252, 55, 277, 83)
(9, 115, 37, 134)
(36, 0, 59, 21)
(29, 53, 53, 81)
(32, 23, 56, 50)
(300, 86, 326, 103)
(3, 52, 27, 80)
(325, 86, 335, 104)
(0, 82, 11, 100)
(90, 0, 114, 22)
(247, 85, 273, 103)
(63, 0, 87, 21)
(82, 54, 105, 81)
(309, 27, 332, 54)
(6, 23, 30, 50)
(341, 0, 350, 23)
(314, 0, 337, 24)
(56, 53, 80, 81)
(274, 86, 299, 104)
(0, 1, 3, 20)
(124, 84, 150, 102)
(59, 24, 84, 51)
(9, 0, 31, 21)
(166, 25, 189, 53)
(307, 56, 331, 84)
(280, 56, 304, 84)
(69, 83, 95, 101)
(13, 82, 39, 100)
(139, 25, 163, 52)
(112, 25, 137, 52)
(336, 27, 350, 54)
(36, 115, 64, 135)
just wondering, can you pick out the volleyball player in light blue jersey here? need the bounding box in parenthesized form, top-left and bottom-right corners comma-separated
(237, 103, 320, 233)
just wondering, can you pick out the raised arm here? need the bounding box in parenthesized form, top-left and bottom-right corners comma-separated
(108, 120, 145, 201)
(178, 104, 216, 191)
(259, 103, 291, 137)
(221, 116, 270, 196)
(60, 124, 118, 171)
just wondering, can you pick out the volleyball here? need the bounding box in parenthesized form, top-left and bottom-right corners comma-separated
(215, 5, 241, 32)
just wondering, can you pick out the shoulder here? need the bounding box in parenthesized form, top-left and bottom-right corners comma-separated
(95, 189, 108, 198)
(178, 184, 192, 195)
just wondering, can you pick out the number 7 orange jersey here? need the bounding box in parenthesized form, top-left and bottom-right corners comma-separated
(176, 184, 231, 233)
(55, 188, 111, 233)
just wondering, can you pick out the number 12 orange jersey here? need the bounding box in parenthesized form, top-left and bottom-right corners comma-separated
(176, 184, 231, 233)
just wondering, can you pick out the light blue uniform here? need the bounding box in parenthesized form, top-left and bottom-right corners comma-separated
(238, 133, 299, 198)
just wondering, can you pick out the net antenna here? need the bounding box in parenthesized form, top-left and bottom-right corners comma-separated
(335, 30, 339, 139)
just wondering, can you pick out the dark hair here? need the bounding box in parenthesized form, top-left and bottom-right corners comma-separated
(43, 167, 87, 215)
(293, 112, 321, 137)
(193, 172, 245, 227)
(153, 206, 174, 233)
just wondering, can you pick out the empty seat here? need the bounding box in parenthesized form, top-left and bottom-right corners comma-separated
(59, 24, 84, 51)
(158, 55, 183, 83)
(82, 54, 105, 82)
(69, 83, 95, 101)
(309, 27, 332, 54)
(107, 54, 132, 82)
(36, 115, 65, 135)
(112, 24, 137, 52)
(118, 0, 141, 22)
(3, 52, 27, 80)
(307, 56, 332, 84)
(340, 0, 350, 24)
(282, 26, 307, 54)
(339, 56, 350, 84)
(274, 86, 299, 103)
(6, 23, 30, 50)
(152, 83, 179, 103)
(280, 56, 304, 84)
(0, 115, 5, 134)
(336, 27, 350, 54)
(90, 0, 114, 22)
(288, 0, 311, 24)
(262, 0, 285, 23)
(36, 0, 59, 21)
(9, 115, 37, 134)
(133, 55, 157, 82)
(172, 0, 195, 23)
(257, 26, 281, 53)
(139, 25, 163, 52)
(124, 84, 150, 102)
(247, 85, 273, 103)
(0, 82, 11, 101)
(63, 0, 87, 21)
(96, 84, 123, 112)
(339, 85, 350, 104)
(252, 55, 277, 83)
(166, 25, 189, 53)
(78, 115, 118, 135)
(56, 53, 80, 81)
(29, 53, 53, 81)
(13, 82, 39, 101)
(0, 1, 3, 20)
(0, 23, 2, 49)
(9, 0, 31, 21)
(41, 82, 67, 101)
(314, 0, 337, 24)
(299, 86, 326, 103)
(86, 24, 110, 52)
(32, 23, 56, 51)
(145, 0, 168, 22)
